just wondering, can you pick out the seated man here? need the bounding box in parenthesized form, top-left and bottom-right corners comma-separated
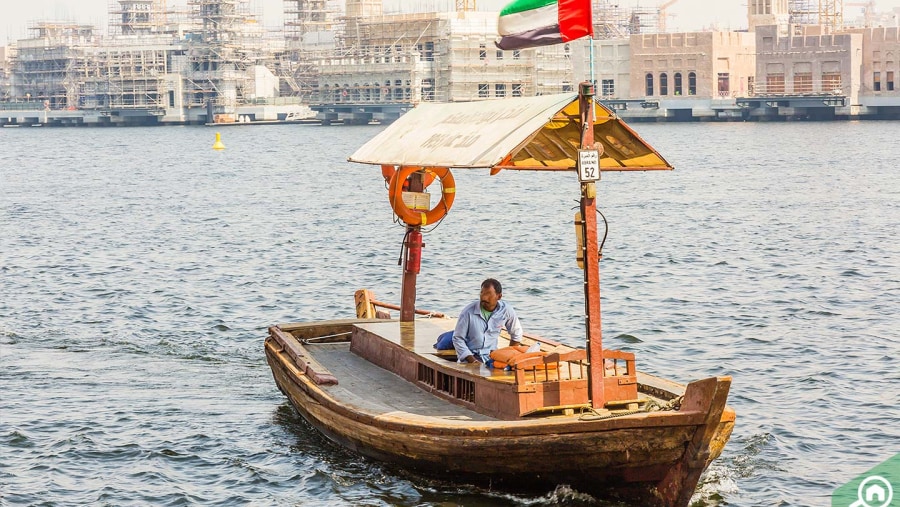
(445, 278, 524, 364)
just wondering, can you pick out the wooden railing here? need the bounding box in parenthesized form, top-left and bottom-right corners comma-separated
(513, 349, 588, 384)
(354, 289, 446, 319)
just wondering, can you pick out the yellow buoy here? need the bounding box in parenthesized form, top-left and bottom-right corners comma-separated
(212, 132, 225, 150)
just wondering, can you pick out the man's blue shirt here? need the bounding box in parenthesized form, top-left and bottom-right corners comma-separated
(452, 300, 523, 362)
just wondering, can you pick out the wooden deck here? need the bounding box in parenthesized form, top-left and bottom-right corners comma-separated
(352, 320, 524, 383)
(305, 342, 499, 421)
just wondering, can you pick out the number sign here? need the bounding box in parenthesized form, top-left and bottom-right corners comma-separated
(578, 150, 600, 182)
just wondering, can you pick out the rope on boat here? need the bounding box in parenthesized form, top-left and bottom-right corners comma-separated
(578, 395, 684, 421)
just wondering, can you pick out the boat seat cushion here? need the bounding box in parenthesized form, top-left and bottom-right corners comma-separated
(490, 345, 557, 370)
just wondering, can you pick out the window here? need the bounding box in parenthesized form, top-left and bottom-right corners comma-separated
(767, 74, 785, 94)
(513, 50, 521, 60)
(822, 73, 842, 92)
(496, 50, 503, 60)
(479, 44, 486, 60)
(495, 83, 506, 97)
(688, 72, 697, 95)
(645, 73, 654, 96)
(874, 72, 881, 91)
(601, 79, 615, 97)
(478, 83, 489, 97)
(888, 71, 895, 91)
(674, 73, 682, 95)
(717, 73, 730, 96)
(512, 83, 523, 97)
(660, 73, 668, 95)
(794, 73, 812, 93)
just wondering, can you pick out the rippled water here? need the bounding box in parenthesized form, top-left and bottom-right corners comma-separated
(2, 120, 898, 506)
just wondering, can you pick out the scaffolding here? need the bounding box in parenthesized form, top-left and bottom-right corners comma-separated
(75, 39, 179, 110)
(284, 0, 334, 43)
(185, 0, 262, 112)
(790, 0, 844, 30)
(311, 12, 442, 104)
(5, 0, 291, 121)
(13, 22, 97, 109)
(108, 0, 169, 35)
(592, 1, 661, 37)
(303, 10, 572, 105)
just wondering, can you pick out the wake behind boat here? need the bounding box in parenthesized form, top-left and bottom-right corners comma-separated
(265, 85, 735, 506)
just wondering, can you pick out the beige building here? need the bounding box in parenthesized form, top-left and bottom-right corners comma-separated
(748, 0, 791, 32)
(631, 32, 756, 100)
(754, 24, 862, 102)
(850, 26, 900, 109)
(571, 38, 631, 100)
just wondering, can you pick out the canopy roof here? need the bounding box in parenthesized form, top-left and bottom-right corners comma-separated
(348, 93, 672, 172)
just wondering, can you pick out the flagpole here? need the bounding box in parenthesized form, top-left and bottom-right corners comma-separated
(589, 36, 595, 86)
(588, 1, 595, 88)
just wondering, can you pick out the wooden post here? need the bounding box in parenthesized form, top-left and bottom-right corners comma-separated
(578, 82, 606, 409)
(400, 172, 425, 322)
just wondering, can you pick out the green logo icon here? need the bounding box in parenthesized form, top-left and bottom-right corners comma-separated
(832, 454, 899, 507)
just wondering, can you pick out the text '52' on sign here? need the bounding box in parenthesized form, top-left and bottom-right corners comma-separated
(578, 149, 601, 182)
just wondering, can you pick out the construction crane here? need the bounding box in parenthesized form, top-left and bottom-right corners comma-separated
(845, 0, 876, 27)
(457, 0, 476, 11)
(658, 0, 680, 33)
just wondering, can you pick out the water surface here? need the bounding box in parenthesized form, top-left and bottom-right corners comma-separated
(2, 120, 898, 506)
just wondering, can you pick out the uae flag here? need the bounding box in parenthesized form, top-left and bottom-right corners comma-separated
(496, 0, 593, 51)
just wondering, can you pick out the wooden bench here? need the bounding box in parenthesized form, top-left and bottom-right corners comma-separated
(352, 320, 519, 382)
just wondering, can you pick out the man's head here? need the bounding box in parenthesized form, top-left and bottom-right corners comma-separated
(480, 278, 502, 312)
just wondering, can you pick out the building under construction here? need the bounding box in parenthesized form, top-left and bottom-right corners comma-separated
(0, 0, 684, 125)
(5, 0, 894, 125)
(2, 0, 310, 125)
(283, 0, 673, 123)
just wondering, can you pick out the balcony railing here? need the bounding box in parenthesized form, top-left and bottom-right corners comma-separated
(747, 82, 844, 97)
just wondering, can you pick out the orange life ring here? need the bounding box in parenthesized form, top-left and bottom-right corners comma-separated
(388, 165, 455, 226)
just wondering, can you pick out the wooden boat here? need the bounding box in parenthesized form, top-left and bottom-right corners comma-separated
(265, 85, 735, 506)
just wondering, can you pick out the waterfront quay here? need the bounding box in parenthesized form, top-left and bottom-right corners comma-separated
(1, 1, 899, 125)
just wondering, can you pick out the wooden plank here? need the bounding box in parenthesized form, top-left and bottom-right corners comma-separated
(269, 326, 338, 385)
(308, 342, 499, 421)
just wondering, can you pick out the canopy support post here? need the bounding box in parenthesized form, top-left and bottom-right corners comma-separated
(578, 82, 606, 409)
(400, 173, 425, 322)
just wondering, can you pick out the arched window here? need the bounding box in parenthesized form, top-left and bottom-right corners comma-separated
(674, 73, 683, 95)
(660, 73, 668, 95)
(645, 73, 654, 96)
(688, 72, 697, 95)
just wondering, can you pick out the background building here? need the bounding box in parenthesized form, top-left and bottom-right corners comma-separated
(2, 0, 899, 125)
